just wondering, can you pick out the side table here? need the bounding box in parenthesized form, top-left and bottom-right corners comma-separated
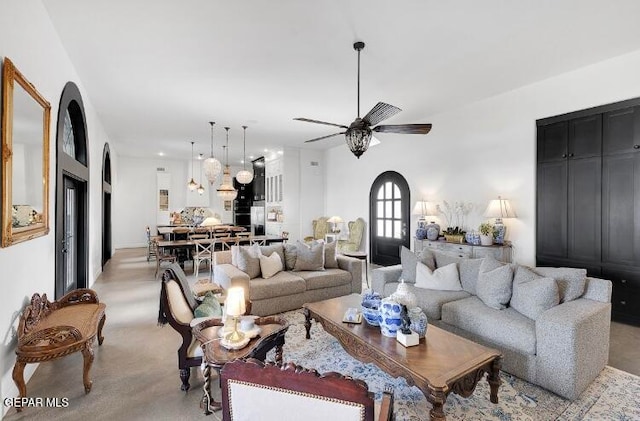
(341, 251, 369, 288)
(192, 316, 289, 414)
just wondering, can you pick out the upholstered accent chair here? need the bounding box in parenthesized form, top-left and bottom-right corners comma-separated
(303, 217, 330, 243)
(221, 359, 394, 421)
(158, 263, 204, 391)
(338, 218, 365, 253)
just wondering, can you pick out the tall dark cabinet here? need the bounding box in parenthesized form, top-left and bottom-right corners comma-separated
(233, 178, 253, 231)
(536, 99, 640, 325)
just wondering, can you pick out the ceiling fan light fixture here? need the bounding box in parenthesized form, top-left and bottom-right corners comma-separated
(345, 123, 372, 159)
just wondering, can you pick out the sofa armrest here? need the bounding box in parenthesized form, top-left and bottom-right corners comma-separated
(214, 264, 250, 294)
(336, 255, 363, 294)
(535, 298, 611, 400)
(582, 277, 612, 303)
(371, 265, 402, 295)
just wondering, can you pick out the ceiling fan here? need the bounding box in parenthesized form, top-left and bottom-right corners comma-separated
(294, 41, 432, 158)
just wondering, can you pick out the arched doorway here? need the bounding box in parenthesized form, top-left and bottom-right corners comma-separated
(55, 82, 89, 299)
(369, 171, 410, 265)
(102, 143, 112, 268)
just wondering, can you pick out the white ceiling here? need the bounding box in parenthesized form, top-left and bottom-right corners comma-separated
(42, 0, 640, 164)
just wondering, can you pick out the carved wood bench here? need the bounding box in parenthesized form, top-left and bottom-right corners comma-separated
(12, 289, 106, 412)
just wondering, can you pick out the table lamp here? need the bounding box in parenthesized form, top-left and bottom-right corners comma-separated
(201, 216, 221, 227)
(483, 196, 517, 244)
(412, 201, 439, 240)
(224, 287, 246, 344)
(327, 216, 343, 234)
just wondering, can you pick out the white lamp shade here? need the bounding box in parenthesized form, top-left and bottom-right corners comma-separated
(225, 287, 246, 317)
(235, 169, 254, 184)
(201, 216, 221, 227)
(327, 216, 343, 224)
(484, 197, 517, 219)
(412, 201, 436, 217)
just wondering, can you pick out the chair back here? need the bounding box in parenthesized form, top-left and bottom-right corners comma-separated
(194, 239, 214, 256)
(348, 218, 365, 247)
(311, 217, 329, 240)
(221, 359, 392, 421)
(172, 227, 191, 240)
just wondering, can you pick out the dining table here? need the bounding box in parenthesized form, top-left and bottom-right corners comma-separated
(156, 235, 286, 255)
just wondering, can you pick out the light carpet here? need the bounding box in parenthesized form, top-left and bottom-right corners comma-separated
(272, 310, 640, 421)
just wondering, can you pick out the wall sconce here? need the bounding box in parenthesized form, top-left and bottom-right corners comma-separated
(483, 196, 517, 244)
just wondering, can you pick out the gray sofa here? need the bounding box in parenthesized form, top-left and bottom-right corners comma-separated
(372, 249, 612, 401)
(213, 244, 363, 316)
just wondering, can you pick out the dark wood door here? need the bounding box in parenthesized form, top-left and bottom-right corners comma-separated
(567, 156, 601, 261)
(537, 121, 568, 162)
(603, 106, 640, 156)
(370, 171, 410, 266)
(569, 114, 602, 158)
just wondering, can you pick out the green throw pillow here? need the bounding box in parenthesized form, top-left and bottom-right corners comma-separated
(194, 291, 223, 318)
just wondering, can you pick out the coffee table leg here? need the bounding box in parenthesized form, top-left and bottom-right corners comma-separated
(426, 387, 447, 421)
(487, 357, 501, 404)
(201, 364, 212, 415)
(303, 308, 312, 339)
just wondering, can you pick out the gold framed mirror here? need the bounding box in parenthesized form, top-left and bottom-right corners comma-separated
(1, 58, 51, 247)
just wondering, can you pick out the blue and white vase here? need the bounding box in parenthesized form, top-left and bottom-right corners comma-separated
(408, 307, 428, 338)
(425, 221, 440, 241)
(379, 298, 403, 337)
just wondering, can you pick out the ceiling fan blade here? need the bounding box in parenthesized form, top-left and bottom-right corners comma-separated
(304, 132, 346, 143)
(294, 118, 348, 129)
(373, 124, 432, 135)
(362, 102, 402, 126)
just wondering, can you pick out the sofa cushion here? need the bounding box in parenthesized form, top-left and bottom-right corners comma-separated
(384, 282, 470, 320)
(260, 244, 286, 267)
(510, 266, 559, 320)
(249, 271, 306, 300)
(296, 269, 352, 291)
(294, 241, 325, 271)
(441, 296, 536, 355)
(233, 244, 262, 279)
(415, 262, 462, 291)
(533, 267, 587, 303)
(259, 252, 284, 279)
(432, 250, 463, 269)
(458, 258, 484, 295)
(399, 246, 435, 283)
(284, 243, 297, 271)
(323, 240, 339, 269)
(476, 257, 513, 310)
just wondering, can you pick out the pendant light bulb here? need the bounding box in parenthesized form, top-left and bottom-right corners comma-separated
(236, 125, 254, 184)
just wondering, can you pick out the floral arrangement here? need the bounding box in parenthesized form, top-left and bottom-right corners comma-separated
(479, 222, 494, 236)
(436, 201, 474, 234)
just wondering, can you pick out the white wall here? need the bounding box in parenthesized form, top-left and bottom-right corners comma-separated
(0, 0, 114, 414)
(298, 149, 325, 239)
(324, 48, 640, 266)
(113, 156, 242, 248)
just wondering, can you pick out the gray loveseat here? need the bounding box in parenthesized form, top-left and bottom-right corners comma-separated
(372, 248, 612, 401)
(214, 243, 363, 316)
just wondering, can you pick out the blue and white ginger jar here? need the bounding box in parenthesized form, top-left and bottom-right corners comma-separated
(379, 298, 403, 337)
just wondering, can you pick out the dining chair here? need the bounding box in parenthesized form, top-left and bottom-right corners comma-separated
(192, 239, 214, 279)
(155, 240, 178, 277)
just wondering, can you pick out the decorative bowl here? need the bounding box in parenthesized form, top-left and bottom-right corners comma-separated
(361, 301, 381, 326)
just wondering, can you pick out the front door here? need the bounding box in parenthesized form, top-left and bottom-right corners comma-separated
(61, 175, 81, 295)
(369, 171, 410, 265)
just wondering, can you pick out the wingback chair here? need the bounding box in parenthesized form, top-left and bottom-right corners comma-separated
(221, 359, 394, 421)
(303, 217, 329, 243)
(338, 218, 365, 253)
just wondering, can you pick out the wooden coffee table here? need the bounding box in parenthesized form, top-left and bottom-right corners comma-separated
(303, 294, 501, 421)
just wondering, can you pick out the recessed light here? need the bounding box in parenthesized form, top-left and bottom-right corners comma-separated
(277, 150, 283, 155)
(158, 152, 165, 156)
(264, 148, 268, 152)
(248, 155, 255, 159)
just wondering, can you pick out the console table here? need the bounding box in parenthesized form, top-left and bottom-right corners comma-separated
(414, 238, 512, 262)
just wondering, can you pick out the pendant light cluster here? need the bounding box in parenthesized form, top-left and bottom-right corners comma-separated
(216, 127, 238, 201)
(189, 121, 254, 200)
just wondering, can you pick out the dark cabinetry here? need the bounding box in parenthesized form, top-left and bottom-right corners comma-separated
(537, 100, 640, 325)
(233, 178, 252, 231)
(252, 157, 265, 201)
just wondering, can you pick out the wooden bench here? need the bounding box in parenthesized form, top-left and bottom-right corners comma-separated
(12, 289, 106, 411)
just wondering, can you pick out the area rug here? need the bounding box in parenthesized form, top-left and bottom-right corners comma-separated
(268, 310, 640, 421)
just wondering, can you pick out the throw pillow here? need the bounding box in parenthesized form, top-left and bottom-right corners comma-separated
(323, 240, 339, 268)
(458, 258, 484, 295)
(476, 257, 514, 310)
(194, 291, 223, 318)
(259, 252, 283, 279)
(432, 250, 463, 269)
(259, 244, 286, 268)
(415, 262, 462, 291)
(237, 244, 261, 279)
(399, 246, 435, 283)
(283, 243, 297, 271)
(533, 267, 587, 303)
(510, 265, 559, 320)
(293, 240, 325, 271)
